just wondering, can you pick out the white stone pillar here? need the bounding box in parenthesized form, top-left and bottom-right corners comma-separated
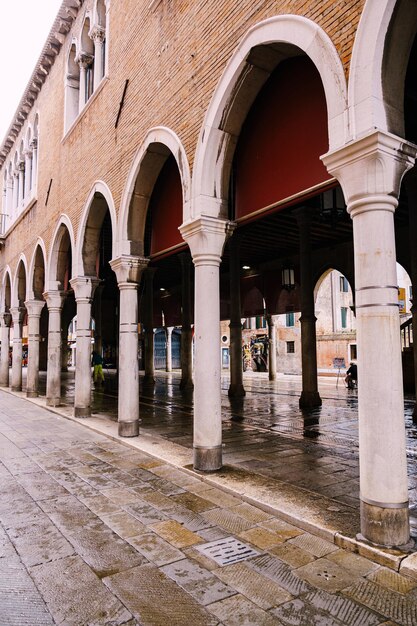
(17, 161, 25, 206)
(110, 256, 148, 437)
(165, 326, 173, 372)
(70, 277, 99, 417)
(323, 130, 416, 548)
(10, 307, 25, 392)
(180, 216, 233, 471)
(267, 314, 277, 381)
(91, 26, 105, 89)
(44, 292, 65, 406)
(24, 151, 32, 198)
(77, 53, 93, 109)
(30, 139, 38, 188)
(25, 299, 45, 398)
(0, 313, 11, 387)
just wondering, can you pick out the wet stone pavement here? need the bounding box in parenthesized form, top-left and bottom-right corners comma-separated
(1, 392, 417, 624)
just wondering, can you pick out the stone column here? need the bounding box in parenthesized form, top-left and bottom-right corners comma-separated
(165, 326, 173, 372)
(17, 161, 25, 205)
(24, 150, 32, 197)
(180, 216, 233, 471)
(143, 268, 156, 385)
(110, 256, 148, 437)
(295, 208, 322, 409)
(267, 314, 277, 381)
(228, 236, 245, 397)
(12, 172, 18, 214)
(70, 276, 99, 417)
(25, 299, 45, 398)
(30, 138, 38, 188)
(0, 312, 11, 387)
(44, 292, 65, 406)
(179, 253, 194, 390)
(77, 53, 93, 109)
(10, 307, 25, 391)
(323, 130, 416, 547)
(91, 26, 105, 89)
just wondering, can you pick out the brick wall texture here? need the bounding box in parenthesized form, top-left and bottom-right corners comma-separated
(0, 0, 366, 287)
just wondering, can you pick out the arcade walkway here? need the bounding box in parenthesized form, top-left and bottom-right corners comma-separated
(8, 368, 417, 566)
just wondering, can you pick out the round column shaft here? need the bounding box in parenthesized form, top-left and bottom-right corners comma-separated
(0, 313, 11, 387)
(10, 307, 25, 392)
(25, 299, 45, 398)
(44, 292, 65, 406)
(166, 326, 173, 372)
(267, 314, 277, 381)
(228, 236, 245, 397)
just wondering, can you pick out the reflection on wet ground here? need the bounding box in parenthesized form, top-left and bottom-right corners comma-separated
(29, 368, 417, 519)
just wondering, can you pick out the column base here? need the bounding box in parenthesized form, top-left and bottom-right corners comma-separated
(74, 406, 91, 418)
(11, 386, 22, 392)
(118, 421, 139, 437)
(193, 445, 222, 472)
(299, 390, 322, 409)
(228, 384, 246, 398)
(27, 391, 39, 398)
(360, 499, 410, 548)
(47, 397, 61, 407)
(0, 381, 9, 388)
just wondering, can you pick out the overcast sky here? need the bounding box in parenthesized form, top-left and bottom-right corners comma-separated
(0, 0, 63, 142)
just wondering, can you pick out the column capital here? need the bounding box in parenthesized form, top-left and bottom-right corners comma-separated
(321, 130, 417, 217)
(0, 312, 11, 327)
(25, 299, 45, 317)
(30, 138, 38, 150)
(43, 291, 66, 311)
(90, 25, 106, 44)
(70, 276, 100, 301)
(17, 160, 25, 172)
(10, 306, 25, 324)
(76, 52, 94, 69)
(110, 255, 148, 284)
(179, 216, 235, 265)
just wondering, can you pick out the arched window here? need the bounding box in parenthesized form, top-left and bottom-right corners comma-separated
(65, 43, 80, 131)
(92, 0, 107, 87)
(80, 17, 95, 105)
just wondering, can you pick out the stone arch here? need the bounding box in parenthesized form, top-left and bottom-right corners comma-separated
(75, 181, 117, 277)
(48, 215, 75, 291)
(349, 0, 417, 139)
(12, 255, 28, 308)
(118, 126, 191, 256)
(192, 15, 348, 221)
(28, 239, 47, 300)
(313, 264, 354, 301)
(1, 268, 12, 312)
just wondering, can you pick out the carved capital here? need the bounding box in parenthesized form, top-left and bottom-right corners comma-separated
(17, 160, 25, 172)
(0, 312, 11, 328)
(90, 25, 106, 45)
(179, 216, 234, 266)
(70, 276, 100, 301)
(110, 255, 148, 285)
(322, 131, 417, 218)
(76, 52, 94, 69)
(25, 299, 45, 318)
(30, 138, 38, 150)
(43, 291, 66, 312)
(10, 306, 25, 325)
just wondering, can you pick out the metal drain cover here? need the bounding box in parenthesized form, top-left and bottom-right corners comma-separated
(195, 536, 260, 566)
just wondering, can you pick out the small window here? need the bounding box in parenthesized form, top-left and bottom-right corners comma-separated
(286, 312, 295, 327)
(340, 276, 349, 292)
(350, 344, 357, 361)
(341, 307, 348, 329)
(286, 341, 295, 354)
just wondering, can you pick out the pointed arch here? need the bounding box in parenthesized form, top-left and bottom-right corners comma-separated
(47, 215, 76, 291)
(118, 126, 191, 256)
(12, 255, 28, 307)
(74, 180, 117, 277)
(192, 15, 348, 221)
(1, 267, 12, 312)
(349, 0, 417, 139)
(28, 238, 47, 300)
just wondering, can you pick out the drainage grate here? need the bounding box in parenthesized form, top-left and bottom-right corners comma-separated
(195, 536, 260, 566)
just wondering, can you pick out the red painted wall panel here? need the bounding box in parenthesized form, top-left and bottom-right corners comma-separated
(235, 56, 330, 219)
(149, 156, 183, 256)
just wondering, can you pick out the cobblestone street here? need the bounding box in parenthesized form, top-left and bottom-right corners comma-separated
(1, 390, 417, 625)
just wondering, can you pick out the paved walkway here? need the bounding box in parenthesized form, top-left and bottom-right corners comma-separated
(1, 391, 417, 625)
